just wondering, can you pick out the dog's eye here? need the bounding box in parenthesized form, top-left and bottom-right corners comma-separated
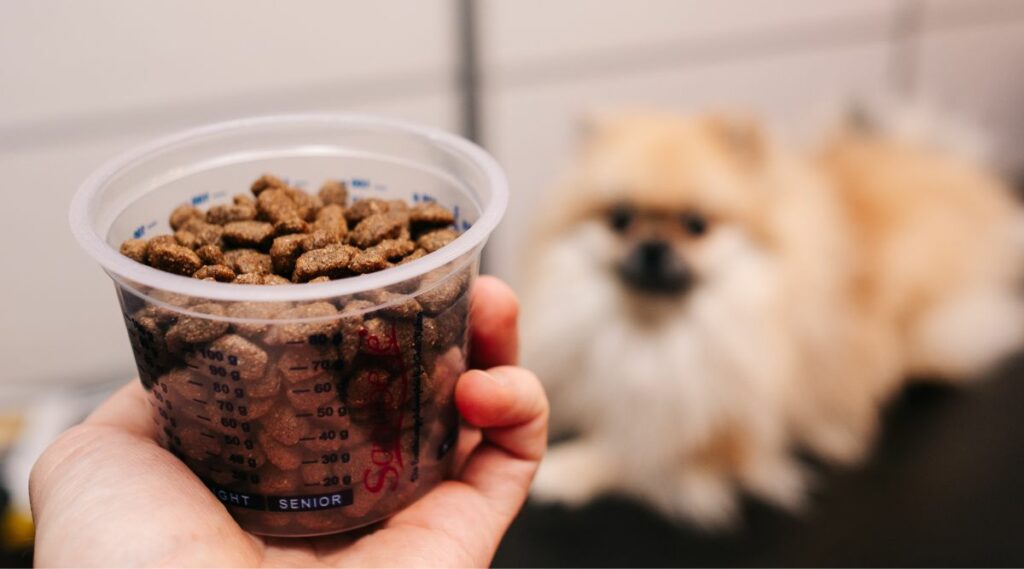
(608, 204, 634, 232)
(681, 211, 708, 237)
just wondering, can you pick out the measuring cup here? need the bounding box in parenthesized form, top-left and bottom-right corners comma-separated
(69, 114, 507, 536)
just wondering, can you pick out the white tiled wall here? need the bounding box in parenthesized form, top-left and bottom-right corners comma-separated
(0, 0, 458, 389)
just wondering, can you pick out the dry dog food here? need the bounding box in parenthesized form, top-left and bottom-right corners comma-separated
(119, 175, 468, 536)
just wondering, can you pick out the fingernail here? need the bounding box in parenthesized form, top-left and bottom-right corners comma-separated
(473, 369, 506, 385)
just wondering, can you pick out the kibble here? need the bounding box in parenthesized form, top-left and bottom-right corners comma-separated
(348, 212, 405, 248)
(269, 234, 306, 276)
(416, 228, 458, 253)
(147, 240, 202, 276)
(223, 221, 275, 249)
(120, 239, 148, 263)
(207, 203, 257, 225)
(292, 245, 356, 282)
(193, 264, 235, 282)
(251, 173, 286, 196)
(319, 180, 348, 206)
(196, 244, 225, 266)
(409, 202, 456, 228)
(170, 204, 203, 231)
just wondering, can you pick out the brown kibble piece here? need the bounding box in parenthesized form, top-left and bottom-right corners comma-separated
(362, 290, 422, 319)
(318, 180, 348, 206)
(223, 221, 275, 249)
(344, 198, 389, 224)
(348, 248, 388, 274)
(263, 302, 339, 345)
(201, 334, 268, 381)
(160, 367, 203, 401)
(423, 308, 464, 347)
(262, 274, 291, 285)
(230, 250, 272, 275)
(397, 248, 427, 265)
(273, 217, 309, 236)
(120, 239, 148, 263)
(165, 303, 229, 347)
(147, 240, 203, 276)
(251, 173, 286, 196)
(370, 238, 416, 261)
(313, 204, 348, 239)
(170, 204, 203, 230)
(263, 404, 307, 445)
(237, 367, 281, 399)
(418, 271, 469, 313)
(416, 228, 458, 253)
(195, 244, 225, 265)
(207, 203, 257, 225)
(409, 202, 455, 227)
(174, 424, 221, 462)
(269, 234, 306, 276)
(346, 367, 405, 414)
(193, 264, 235, 282)
(259, 430, 304, 471)
(225, 301, 291, 338)
(308, 276, 330, 284)
(233, 194, 256, 207)
(292, 245, 357, 282)
(301, 230, 340, 253)
(283, 187, 323, 221)
(348, 212, 404, 248)
(173, 230, 199, 249)
(360, 317, 415, 357)
(178, 218, 224, 247)
(245, 396, 277, 419)
(256, 188, 303, 226)
(234, 273, 289, 285)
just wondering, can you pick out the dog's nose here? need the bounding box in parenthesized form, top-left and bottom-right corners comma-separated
(617, 239, 694, 295)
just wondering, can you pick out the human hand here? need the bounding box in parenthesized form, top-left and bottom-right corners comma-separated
(30, 276, 547, 567)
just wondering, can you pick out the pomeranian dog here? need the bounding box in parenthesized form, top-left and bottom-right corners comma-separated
(522, 110, 1024, 527)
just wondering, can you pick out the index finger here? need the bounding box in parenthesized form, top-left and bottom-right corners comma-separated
(469, 275, 519, 368)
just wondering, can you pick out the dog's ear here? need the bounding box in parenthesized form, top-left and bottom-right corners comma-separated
(704, 113, 766, 167)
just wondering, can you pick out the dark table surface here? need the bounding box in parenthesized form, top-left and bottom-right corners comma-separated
(493, 353, 1024, 567)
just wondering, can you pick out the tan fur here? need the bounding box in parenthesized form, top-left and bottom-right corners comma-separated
(525, 111, 1023, 525)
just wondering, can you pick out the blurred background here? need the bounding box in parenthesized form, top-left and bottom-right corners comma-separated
(1, 0, 1022, 566)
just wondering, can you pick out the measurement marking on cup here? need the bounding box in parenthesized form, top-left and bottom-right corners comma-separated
(302, 460, 318, 465)
(186, 363, 199, 369)
(299, 436, 315, 441)
(192, 398, 208, 405)
(201, 432, 216, 439)
(187, 380, 204, 386)
(292, 389, 310, 394)
(304, 482, 321, 487)
(295, 413, 312, 418)
(288, 366, 309, 371)
(205, 451, 218, 457)
(196, 415, 212, 422)
(286, 340, 305, 345)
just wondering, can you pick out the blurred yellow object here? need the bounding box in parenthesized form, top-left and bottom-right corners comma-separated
(1, 509, 33, 549)
(0, 414, 24, 452)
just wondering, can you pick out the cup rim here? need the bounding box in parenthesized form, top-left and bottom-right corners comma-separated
(69, 113, 507, 302)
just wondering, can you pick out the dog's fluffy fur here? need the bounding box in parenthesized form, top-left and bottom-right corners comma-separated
(522, 111, 1024, 527)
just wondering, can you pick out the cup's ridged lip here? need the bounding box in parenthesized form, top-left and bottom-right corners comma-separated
(69, 114, 507, 303)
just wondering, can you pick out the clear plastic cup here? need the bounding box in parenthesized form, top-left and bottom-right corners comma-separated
(69, 114, 507, 536)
